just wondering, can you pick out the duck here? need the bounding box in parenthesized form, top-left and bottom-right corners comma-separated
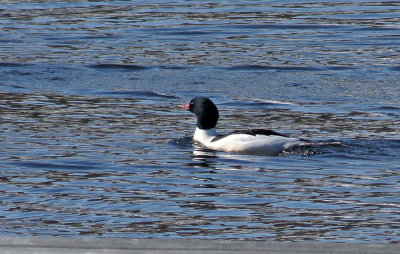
(180, 97, 306, 156)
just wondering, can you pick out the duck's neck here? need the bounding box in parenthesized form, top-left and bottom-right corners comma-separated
(193, 127, 218, 144)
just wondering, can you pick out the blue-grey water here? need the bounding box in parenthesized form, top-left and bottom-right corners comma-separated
(1, 0, 400, 243)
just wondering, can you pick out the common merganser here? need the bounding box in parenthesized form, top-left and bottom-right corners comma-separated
(180, 97, 305, 156)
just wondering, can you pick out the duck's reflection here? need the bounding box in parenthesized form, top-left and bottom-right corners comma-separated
(187, 144, 218, 168)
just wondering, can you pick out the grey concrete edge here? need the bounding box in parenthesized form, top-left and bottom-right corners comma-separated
(0, 236, 399, 254)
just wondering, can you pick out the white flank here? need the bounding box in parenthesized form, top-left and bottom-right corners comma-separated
(193, 127, 300, 156)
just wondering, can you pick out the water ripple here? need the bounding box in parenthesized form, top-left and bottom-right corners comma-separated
(0, 0, 399, 242)
(87, 64, 150, 71)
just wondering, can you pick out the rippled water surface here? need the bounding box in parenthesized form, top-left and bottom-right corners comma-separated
(1, 0, 400, 243)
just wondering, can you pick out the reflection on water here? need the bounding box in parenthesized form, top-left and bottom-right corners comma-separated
(1, 1, 400, 66)
(0, 91, 399, 242)
(0, 0, 399, 243)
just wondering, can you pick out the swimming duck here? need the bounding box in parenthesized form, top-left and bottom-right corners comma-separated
(180, 97, 304, 156)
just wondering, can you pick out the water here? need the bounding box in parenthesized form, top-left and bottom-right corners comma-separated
(0, 0, 400, 243)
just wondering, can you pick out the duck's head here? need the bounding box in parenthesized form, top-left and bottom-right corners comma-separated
(181, 97, 219, 130)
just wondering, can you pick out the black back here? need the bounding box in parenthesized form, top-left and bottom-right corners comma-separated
(211, 129, 288, 142)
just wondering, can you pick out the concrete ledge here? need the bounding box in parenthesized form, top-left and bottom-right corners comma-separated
(0, 237, 399, 254)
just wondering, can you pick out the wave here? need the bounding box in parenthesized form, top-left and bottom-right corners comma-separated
(87, 64, 190, 71)
(102, 90, 178, 99)
(0, 62, 31, 67)
(225, 64, 357, 71)
(87, 64, 149, 71)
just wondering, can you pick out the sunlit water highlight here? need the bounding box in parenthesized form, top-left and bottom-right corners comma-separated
(0, 0, 399, 243)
